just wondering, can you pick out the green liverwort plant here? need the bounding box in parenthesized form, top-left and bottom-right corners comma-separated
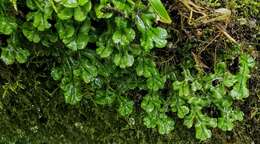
(170, 53, 255, 140)
(0, 0, 255, 141)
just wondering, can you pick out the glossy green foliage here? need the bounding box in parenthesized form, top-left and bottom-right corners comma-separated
(136, 13, 168, 51)
(118, 97, 134, 116)
(95, 89, 116, 105)
(141, 92, 175, 134)
(170, 53, 255, 140)
(51, 51, 101, 104)
(26, 0, 53, 31)
(112, 17, 135, 46)
(0, 16, 17, 35)
(51, 67, 83, 105)
(0, 0, 255, 142)
(1, 36, 30, 65)
(230, 54, 255, 99)
(56, 20, 91, 51)
(148, 0, 172, 24)
(136, 57, 166, 91)
(57, 0, 92, 22)
(22, 22, 41, 43)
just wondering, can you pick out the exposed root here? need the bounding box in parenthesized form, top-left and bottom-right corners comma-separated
(216, 24, 238, 44)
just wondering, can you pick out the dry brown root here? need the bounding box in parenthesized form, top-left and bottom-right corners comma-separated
(216, 24, 238, 44)
(178, 0, 237, 43)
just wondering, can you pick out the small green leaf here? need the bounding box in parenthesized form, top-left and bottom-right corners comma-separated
(172, 81, 190, 97)
(147, 75, 166, 91)
(96, 46, 113, 58)
(118, 97, 134, 117)
(95, 90, 116, 105)
(142, 100, 155, 113)
(136, 57, 157, 78)
(218, 109, 244, 131)
(210, 86, 225, 99)
(112, 29, 135, 46)
(178, 106, 190, 118)
(188, 97, 209, 106)
(28, 9, 52, 31)
(112, 0, 133, 15)
(76, 33, 89, 50)
(143, 113, 157, 128)
(26, 0, 36, 10)
(195, 123, 212, 140)
(141, 93, 161, 113)
(230, 83, 249, 99)
(136, 13, 168, 51)
(141, 27, 167, 51)
(58, 8, 73, 20)
(74, 6, 86, 22)
(230, 55, 253, 100)
(218, 117, 234, 131)
(61, 0, 78, 8)
(78, 0, 89, 6)
(0, 17, 17, 35)
(157, 114, 175, 134)
(112, 18, 135, 46)
(191, 80, 202, 91)
(148, 0, 172, 24)
(74, 59, 98, 83)
(15, 48, 30, 63)
(95, 1, 113, 19)
(171, 96, 185, 114)
(1, 38, 30, 64)
(240, 53, 255, 68)
(56, 20, 75, 39)
(1, 47, 15, 65)
(57, 20, 90, 51)
(51, 67, 63, 81)
(223, 73, 237, 87)
(74, 2, 92, 22)
(183, 114, 194, 128)
(152, 27, 168, 48)
(22, 22, 41, 43)
(113, 53, 134, 68)
(183, 104, 217, 140)
(60, 77, 82, 105)
(61, 0, 88, 8)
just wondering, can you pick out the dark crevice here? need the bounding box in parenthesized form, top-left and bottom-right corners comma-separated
(202, 105, 221, 118)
